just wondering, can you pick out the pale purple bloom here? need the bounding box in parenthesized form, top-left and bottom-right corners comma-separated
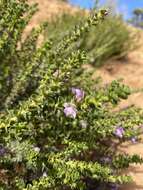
(64, 103, 77, 119)
(0, 146, 6, 156)
(131, 137, 137, 144)
(71, 87, 84, 102)
(114, 127, 124, 138)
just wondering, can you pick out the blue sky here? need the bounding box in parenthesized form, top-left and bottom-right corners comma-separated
(69, 0, 143, 19)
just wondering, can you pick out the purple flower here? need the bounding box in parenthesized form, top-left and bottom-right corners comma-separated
(131, 137, 137, 144)
(0, 146, 6, 156)
(114, 127, 124, 138)
(71, 87, 84, 102)
(64, 103, 77, 119)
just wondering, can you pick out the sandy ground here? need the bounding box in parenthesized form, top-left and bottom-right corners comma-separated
(26, 1, 143, 189)
(25, 0, 82, 35)
(95, 41, 143, 108)
(94, 34, 143, 190)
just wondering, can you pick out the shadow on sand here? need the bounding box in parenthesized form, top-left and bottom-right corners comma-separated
(120, 183, 143, 190)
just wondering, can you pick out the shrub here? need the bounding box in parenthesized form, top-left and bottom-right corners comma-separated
(0, 1, 143, 190)
(44, 12, 134, 66)
(0, 0, 38, 107)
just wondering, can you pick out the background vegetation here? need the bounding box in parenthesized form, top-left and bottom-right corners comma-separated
(45, 12, 134, 66)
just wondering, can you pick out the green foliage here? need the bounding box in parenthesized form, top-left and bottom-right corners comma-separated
(0, 0, 38, 106)
(0, 1, 142, 190)
(44, 12, 133, 66)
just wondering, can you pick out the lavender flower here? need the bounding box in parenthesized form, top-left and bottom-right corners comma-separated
(71, 87, 84, 102)
(0, 146, 6, 156)
(131, 137, 137, 144)
(114, 127, 124, 138)
(64, 103, 77, 119)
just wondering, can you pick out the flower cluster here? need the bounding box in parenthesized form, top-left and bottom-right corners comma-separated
(114, 126, 138, 144)
(114, 126, 124, 138)
(71, 87, 85, 102)
(64, 103, 77, 118)
(63, 87, 85, 119)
